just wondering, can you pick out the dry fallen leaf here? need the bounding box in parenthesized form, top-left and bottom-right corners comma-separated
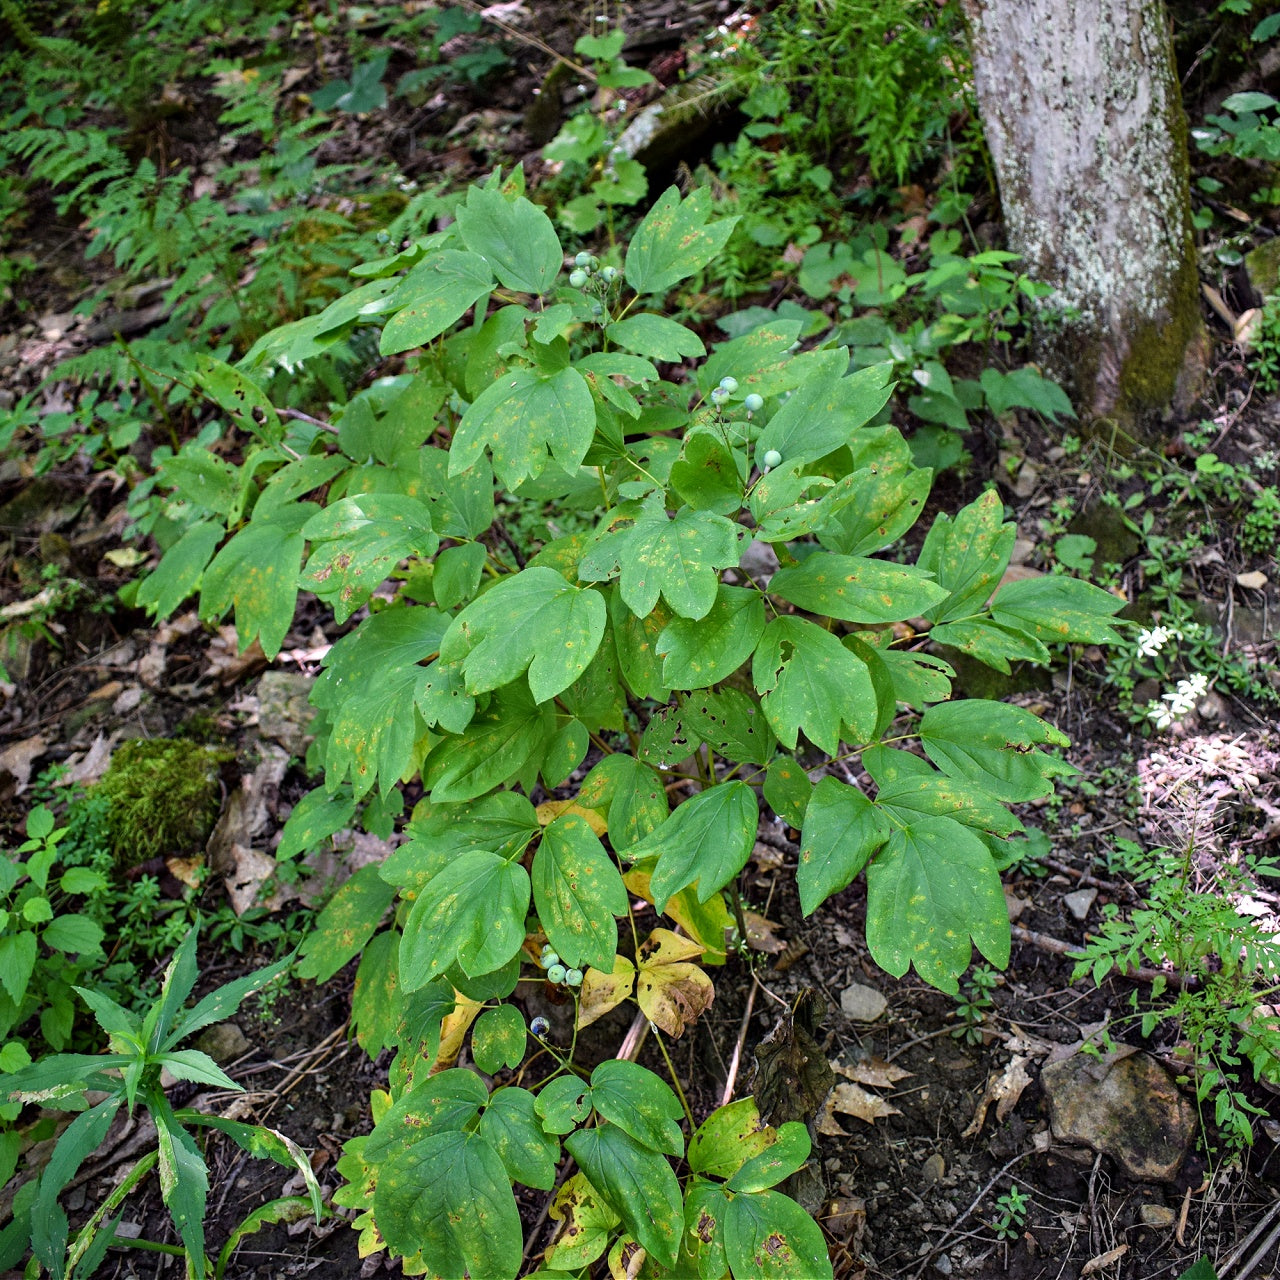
(0, 735, 47, 794)
(835, 1058, 912, 1089)
(962, 1054, 1033, 1138)
(744, 911, 788, 954)
(1080, 1243, 1128, 1275)
(819, 1081, 901, 1134)
(165, 856, 205, 889)
(224, 844, 295, 915)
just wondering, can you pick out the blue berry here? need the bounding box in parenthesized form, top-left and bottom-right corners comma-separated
(565, 968, 583, 987)
(744, 393, 764, 413)
(719, 376, 739, 394)
(530, 1016, 550, 1037)
(542, 951, 560, 968)
(574, 251, 592, 267)
(569, 269, 588, 288)
(601, 266, 618, 284)
(762, 449, 782, 469)
(547, 963, 567, 984)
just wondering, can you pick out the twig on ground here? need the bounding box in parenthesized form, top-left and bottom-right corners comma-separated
(721, 976, 758, 1107)
(1011, 924, 1196, 990)
(1216, 1196, 1280, 1280)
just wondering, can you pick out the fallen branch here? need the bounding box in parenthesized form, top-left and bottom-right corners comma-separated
(1011, 925, 1197, 991)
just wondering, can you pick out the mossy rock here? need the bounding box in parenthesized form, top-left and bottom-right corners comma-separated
(93, 738, 231, 866)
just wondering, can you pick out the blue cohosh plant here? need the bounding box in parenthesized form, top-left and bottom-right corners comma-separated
(124, 170, 1121, 1276)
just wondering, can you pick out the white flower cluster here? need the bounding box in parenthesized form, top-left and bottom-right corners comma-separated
(1135, 623, 1180, 658)
(1146, 672, 1210, 731)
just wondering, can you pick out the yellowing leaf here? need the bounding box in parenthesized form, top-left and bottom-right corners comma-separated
(433, 990, 482, 1072)
(577, 955, 636, 1030)
(635, 928, 714, 1037)
(536, 799, 609, 835)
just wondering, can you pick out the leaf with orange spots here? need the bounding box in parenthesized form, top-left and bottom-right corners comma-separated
(440, 566, 606, 705)
(865, 817, 1009, 996)
(199, 503, 315, 659)
(576, 954, 636, 1030)
(533, 813, 627, 972)
(624, 185, 738, 298)
(656, 584, 764, 689)
(295, 865, 395, 983)
(770, 552, 947, 624)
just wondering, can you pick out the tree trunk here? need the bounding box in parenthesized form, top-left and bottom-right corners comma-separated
(961, 0, 1206, 435)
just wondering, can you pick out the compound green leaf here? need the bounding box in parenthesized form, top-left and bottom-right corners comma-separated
(605, 500, 745, 621)
(656, 585, 764, 688)
(687, 1098, 779, 1179)
(156, 449, 240, 519)
(611, 588, 672, 701)
(606, 313, 706, 362)
(480, 1087, 559, 1190)
(379, 250, 494, 355)
(136, 521, 225, 621)
(416, 446, 495, 539)
(471, 1005, 527, 1074)
(916, 489, 1014, 623)
(669, 429, 745, 514)
(863, 745, 1023, 837)
(384, 793, 539, 888)
(535, 1074, 592, 1135)
(365, 1068, 488, 1164)
(752, 616, 877, 754)
(276, 786, 357, 862)
(928, 617, 1051, 673)
(989, 574, 1126, 645)
(588, 1060, 684, 1157)
(200, 503, 315, 659)
(579, 754, 668, 852)
(375, 1130, 521, 1279)
(756, 356, 894, 463)
(818, 449, 932, 556)
(193, 354, 281, 443)
(726, 1121, 810, 1192)
(533, 813, 627, 972)
(865, 816, 1010, 994)
(295, 866, 396, 983)
(302, 493, 438, 623)
(797, 776, 890, 915)
(541, 717, 589, 789)
(440, 566, 606, 703)
(628, 781, 758, 911)
(432, 540, 487, 610)
(624, 186, 738, 298)
(763, 755, 810, 828)
(769, 552, 947, 623)
(399, 850, 530, 987)
(724, 1188, 833, 1280)
(681, 687, 776, 766)
(566, 1123, 683, 1268)
(451, 365, 595, 490)
(455, 185, 562, 295)
(424, 685, 552, 803)
(919, 700, 1073, 803)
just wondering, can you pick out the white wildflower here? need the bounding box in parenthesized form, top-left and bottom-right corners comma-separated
(1135, 624, 1171, 658)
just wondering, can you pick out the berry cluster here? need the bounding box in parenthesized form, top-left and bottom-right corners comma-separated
(539, 942, 583, 987)
(567, 251, 618, 317)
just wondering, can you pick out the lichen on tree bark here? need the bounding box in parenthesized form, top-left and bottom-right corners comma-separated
(961, 0, 1205, 435)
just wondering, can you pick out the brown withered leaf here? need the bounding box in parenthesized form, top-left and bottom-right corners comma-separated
(753, 994, 834, 1129)
(635, 928, 714, 1037)
(818, 1082, 901, 1135)
(576, 955, 636, 1031)
(834, 1058, 913, 1089)
(744, 910, 788, 954)
(1080, 1244, 1128, 1275)
(961, 1054, 1033, 1138)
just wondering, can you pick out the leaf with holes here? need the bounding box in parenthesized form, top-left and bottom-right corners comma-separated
(656, 585, 765, 689)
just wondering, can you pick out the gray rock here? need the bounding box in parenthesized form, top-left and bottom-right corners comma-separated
(1064, 888, 1098, 921)
(195, 1021, 250, 1063)
(840, 982, 887, 1022)
(256, 671, 316, 756)
(1041, 1051, 1196, 1181)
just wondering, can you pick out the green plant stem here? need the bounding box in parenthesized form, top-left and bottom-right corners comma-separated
(652, 1028, 695, 1130)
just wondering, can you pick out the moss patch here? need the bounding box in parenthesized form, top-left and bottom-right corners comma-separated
(93, 738, 231, 866)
